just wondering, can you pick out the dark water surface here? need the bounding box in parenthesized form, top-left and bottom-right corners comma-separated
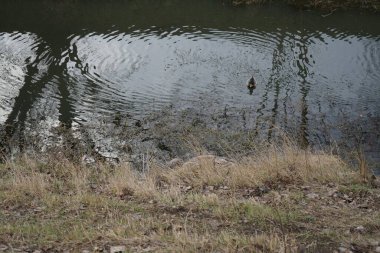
(0, 0, 379, 169)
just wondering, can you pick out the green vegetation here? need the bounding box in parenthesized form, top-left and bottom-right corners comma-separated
(0, 144, 379, 252)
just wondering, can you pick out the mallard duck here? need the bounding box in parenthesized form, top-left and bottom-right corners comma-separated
(247, 76, 256, 89)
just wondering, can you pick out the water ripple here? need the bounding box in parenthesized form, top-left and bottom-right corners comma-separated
(0, 32, 50, 123)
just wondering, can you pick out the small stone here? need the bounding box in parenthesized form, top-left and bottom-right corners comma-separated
(369, 241, 379, 247)
(82, 250, 90, 253)
(33, 206, 45, 213)
(375, 246, 380, 253)
(338, 247, 347, 253)
(132, 214, 142, 220)
(81, 155, 95, 165)
(110, 246, 126, 253)
(354, 225, 365, 233)
(32, 251, 42, 253)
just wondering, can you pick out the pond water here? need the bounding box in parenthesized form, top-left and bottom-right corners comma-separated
(0, 0, 379, 170)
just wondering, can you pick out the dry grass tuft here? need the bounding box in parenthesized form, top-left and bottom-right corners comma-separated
(161, 144, 356, 190)
(107, 163, 158, 200)
(4, 156, 50, 198)
(9, 170, 49, 197)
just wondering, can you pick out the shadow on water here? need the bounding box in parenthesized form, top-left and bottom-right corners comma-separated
(296, 33, 312, 148)
(1, 40, 53, 153)
(0, 36, 90, 154)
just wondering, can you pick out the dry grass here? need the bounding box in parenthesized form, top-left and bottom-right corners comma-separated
(157, 144, 356, 193)
(0, 144, 378, 252)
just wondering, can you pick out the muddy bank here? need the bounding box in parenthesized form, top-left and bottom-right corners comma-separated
(2, 103, 377, 175)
